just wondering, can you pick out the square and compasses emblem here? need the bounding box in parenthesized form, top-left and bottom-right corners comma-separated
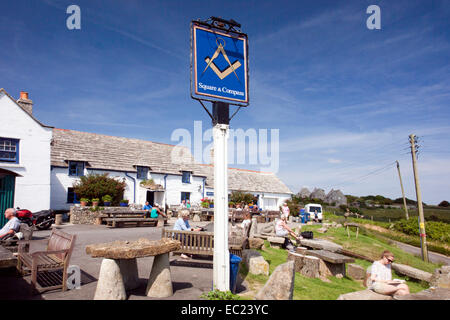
(192, 24, 248, 105)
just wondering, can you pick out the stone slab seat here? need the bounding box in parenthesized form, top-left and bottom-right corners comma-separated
(299, 239, 343, 253)
(306, 250, 355, 264)
(391, 263, 433, 283)
(267, 236, 286, 248)
(337, 289, 393, 300)
(86, 238, 181, 300)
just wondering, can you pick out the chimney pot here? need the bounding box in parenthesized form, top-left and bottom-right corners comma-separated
(20, 91, 29, 100)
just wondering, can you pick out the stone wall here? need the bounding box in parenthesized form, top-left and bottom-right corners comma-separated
(69, 206, 105, 224)
(69, 205, 146, 224)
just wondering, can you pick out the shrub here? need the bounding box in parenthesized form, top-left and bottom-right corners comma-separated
(393, 219, 450, 243)
(229, 191, 254, 205)
(73, 174, 126, 206)
(438, 200, 449, 207)
(200, 289, 240, 300)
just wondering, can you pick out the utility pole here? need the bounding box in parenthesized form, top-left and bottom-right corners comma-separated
(396, 161, 409, 220)
(409, 134, 428, 262)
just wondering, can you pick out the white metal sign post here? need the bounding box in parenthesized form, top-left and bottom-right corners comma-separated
(191, 17, 249, 292)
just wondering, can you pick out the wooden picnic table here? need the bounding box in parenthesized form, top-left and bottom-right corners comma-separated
(104, 209, 148, 218)
(86, 238, 181, 300)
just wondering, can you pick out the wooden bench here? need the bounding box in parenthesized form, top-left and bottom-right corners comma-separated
(306, 249, 355, 277)
(344, 222, 360, 238)
(104, 217, 167, 228)
(17, 229, 76, 293)
(161, 228, 246, 258)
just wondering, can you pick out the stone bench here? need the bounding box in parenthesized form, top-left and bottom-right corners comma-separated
(306, 250, 355, 277)
(299, 239, 343, 253)
(86, 238, 180, 300)
(267, 236, 286, 249)
(337, 289, 393, 300)
(391, 263, 433, 283)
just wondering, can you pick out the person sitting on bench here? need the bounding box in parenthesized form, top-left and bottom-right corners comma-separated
(0, 208, 21, 240)
(275, 214, 302, 251)
(150, 203, 167, 219)
(142, 201, 152, 218)
(369, 250, 410, 296)
(173, 209, 202, 259)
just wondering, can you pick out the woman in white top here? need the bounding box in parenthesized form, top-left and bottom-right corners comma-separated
(369, 250, 410, 296)
(281, 203, 290, 219)
(275, 214, 302, 245)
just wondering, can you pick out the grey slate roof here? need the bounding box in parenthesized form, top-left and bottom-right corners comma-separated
(51, 128, 292, 195)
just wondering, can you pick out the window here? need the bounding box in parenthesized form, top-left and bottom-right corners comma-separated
(67, 187, 79, 203)
(137, 166, 149, 180)
(0, 138, 19, 163)
(181, 192, 190, 202)
(68, 161, 84, 176)
(182, 171, 190, 183)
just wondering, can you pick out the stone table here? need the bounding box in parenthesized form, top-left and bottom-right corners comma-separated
(86, 238, 180, 300)
(299, 238, 343, 253)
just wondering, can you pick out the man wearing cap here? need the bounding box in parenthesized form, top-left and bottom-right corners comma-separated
(0, 208, 21, 240)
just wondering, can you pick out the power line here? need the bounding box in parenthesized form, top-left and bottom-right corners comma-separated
(322, 161, 397, 190)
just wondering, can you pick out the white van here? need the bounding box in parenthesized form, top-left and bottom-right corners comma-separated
(305, 204, 323, 222)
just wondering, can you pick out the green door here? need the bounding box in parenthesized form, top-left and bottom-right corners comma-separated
(0, 175, 15, 227)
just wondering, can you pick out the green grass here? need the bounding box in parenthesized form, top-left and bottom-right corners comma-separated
(237, 227, 437, 299)
(326, 206, 450, 223)
(300, 224, 440, 273)
(322, 211, 450, 256)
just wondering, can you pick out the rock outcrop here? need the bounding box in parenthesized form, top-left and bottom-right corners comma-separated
(298, 187, 311, 199)
(325, 189, 347, 206)
(255, 261, 295, 300)
(310, 188, 326, 201)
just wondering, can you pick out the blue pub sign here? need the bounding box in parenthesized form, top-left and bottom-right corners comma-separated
(191, 23, 249, 105)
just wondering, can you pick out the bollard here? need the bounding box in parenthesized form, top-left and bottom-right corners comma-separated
(55, 214, 63, 225)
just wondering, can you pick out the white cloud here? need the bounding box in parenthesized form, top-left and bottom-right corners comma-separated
(328, 158, 342, 164)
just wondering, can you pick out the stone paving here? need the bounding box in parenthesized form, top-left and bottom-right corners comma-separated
(0, 219, 217, 300)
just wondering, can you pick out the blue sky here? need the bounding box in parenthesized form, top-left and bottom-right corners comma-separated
(1, 0, 449, 204)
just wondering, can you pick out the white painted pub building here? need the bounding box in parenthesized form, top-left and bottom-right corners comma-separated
(0, 89, 292, 223)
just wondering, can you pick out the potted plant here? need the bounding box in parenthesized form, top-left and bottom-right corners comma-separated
(80, 198, 89, 207)
(92, 198, 100, 207)
(102, 195, 112, 206)
(228, 201, 235, 208)
(120, 199, 129, 207)
(209, 199, 214, 208)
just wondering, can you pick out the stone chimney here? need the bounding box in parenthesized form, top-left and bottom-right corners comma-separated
(17, 91, 33, 115)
